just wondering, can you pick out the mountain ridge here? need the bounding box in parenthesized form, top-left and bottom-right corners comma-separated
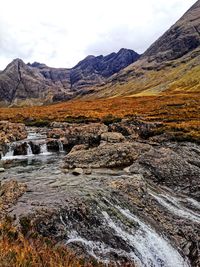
(0, 48, 140, 106)
(0, 1, 200, 106)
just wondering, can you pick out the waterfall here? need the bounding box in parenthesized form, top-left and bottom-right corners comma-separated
(2, 145, 14, 159)
(57, 140, 64, 153)
(27, 143, 33, 156)
(6, 145, 14, 157)
(149, 192, 200, 224)
(40, 143, 48, 154)
(102, 208, 190, 267)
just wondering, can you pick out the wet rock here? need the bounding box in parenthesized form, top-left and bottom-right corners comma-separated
(130, 145, 200, 198)
(65, 142, 138, 168)
(72, 168, 83, 175)
(46, 139, 60, 152)
(48, 123, 108, 148)
(0, 168, 5, 172)
(30, 141, 41, 154)
(0, 180, 27, 220)
(13, 142, 28, 156)
(84, 168, 92, 175)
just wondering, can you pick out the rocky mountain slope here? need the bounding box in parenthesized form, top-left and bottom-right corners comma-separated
(0, 1, 199, 106)
(0, 49, 139, 106)
(85, 0, 200, 99)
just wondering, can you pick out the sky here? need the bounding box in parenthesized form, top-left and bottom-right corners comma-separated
(0, 0, 197, 70)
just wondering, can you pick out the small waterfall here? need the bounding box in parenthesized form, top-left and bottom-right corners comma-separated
(149, 192, 200, 224)
(4, 145, 14, 159)
(27, 143, 33, 156)
(40, 143, 48, 155)
(102, 208, 190, 267)
(57, 140, 64, 153)
(66, 230, 133, 264)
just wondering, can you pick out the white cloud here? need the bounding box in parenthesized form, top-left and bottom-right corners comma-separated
(0, 0, 197, 70)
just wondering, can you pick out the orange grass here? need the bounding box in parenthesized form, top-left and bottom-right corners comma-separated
(0, 221, 105, 267)
(0, 92, 199, 141)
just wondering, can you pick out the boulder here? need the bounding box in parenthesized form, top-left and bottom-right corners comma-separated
(65, 142, 138, 169)
(101, 132, 125, 143)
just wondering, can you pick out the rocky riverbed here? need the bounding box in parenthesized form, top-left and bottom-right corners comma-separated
(0, 120, 199, 266)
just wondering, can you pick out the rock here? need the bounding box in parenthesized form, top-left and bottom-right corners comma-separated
(47, 128, 65, 139)
(72, 168, 84, 175)
(0, 180, 27, 219)
(48, 123, 108, 148)
(101, 132, 125, 143)
(129, 144, 200, 198)
(0, 168, 5, 172)
(65, 142, 138, 169)
(13, 142, 28, 156)
(70, 144, 88, 153)
(84, 168, 92, 175)
(0, 121, 27, 147)
(143, 1, 200, 62)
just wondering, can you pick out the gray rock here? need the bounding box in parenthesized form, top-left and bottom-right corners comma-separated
(65, 142, 138, 169)
(72, 168, 83, 175)
(101, 132, 125, 143)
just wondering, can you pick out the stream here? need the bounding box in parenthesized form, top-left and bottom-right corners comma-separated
(0, 127, 199, 266)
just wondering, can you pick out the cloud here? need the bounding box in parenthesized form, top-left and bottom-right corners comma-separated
(0, 0, 197, 70)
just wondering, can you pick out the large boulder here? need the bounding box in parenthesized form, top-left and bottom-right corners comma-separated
(65, 142, 138, 169)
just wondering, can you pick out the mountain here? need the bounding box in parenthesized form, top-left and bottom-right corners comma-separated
(143, 0, 200, 62)
(85, 0, 200, 99)
(0, 49, 139, 106)
(0, 1, 200, 106)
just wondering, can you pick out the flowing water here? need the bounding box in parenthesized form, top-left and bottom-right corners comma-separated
(1, 127, 199, 266)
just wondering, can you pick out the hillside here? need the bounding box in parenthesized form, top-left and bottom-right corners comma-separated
(84, 0, 200, 99)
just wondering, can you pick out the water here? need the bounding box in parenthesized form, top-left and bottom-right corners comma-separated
(4, 145, 14, 158)
(57, 140, 64, 153)
(2, 128, 51, 160)
(149, 191, 200, 224)
(111, 207, 189, 267)
(0, 127, 199, 266)
(27, 144, 33, 156)
(40, 143, 51, 155)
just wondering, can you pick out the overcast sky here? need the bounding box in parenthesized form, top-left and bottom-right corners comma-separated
(0, 0, 196, 70)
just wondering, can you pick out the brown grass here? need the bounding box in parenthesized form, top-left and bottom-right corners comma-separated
(0, 220, 105, 267)
(0, 92, 199, 141)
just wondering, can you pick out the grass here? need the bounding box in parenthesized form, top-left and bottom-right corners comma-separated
(0, 92, 199, 142)
(0, 219, 107, 267)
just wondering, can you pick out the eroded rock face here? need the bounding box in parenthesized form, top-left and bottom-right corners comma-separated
(130, 142, 200, 200)
(143, 0, 200, 62)
(0, 48, 140, 105)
